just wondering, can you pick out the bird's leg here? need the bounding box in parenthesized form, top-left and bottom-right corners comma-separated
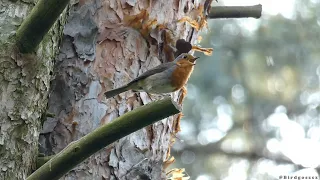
(178, 86, 188, 104)
(146, 92, 153, 101)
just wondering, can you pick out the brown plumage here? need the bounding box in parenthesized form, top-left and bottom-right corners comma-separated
(171, 59, 195, 91)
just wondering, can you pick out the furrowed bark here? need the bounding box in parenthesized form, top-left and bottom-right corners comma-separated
(0, 0, 67, 179)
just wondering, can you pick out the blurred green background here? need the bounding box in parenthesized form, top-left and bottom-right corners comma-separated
(171, 0, 320, 179)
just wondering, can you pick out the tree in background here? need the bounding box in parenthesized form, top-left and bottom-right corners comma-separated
(173, 0, 320, 179)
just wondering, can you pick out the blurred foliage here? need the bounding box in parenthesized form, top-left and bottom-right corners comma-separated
(172, 1, 320, 180)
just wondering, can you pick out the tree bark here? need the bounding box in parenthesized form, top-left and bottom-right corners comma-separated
(0, 0, 67, 179)
(39, 0, 205, 179)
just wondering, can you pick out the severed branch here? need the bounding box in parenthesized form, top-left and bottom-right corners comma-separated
(209, 4, 262, 19)
(27, 97, 181, 180)
(15, 0, 70, 53)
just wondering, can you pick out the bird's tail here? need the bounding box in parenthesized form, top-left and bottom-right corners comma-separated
(104, 85, 130, 99)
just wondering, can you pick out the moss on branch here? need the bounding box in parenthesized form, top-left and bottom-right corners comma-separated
(27, 97, 181, 180)
(15, 0, 70, 53)
(209, 4, 262, 19)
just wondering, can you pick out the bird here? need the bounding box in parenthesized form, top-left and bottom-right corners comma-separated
(104, 53, 199, 99)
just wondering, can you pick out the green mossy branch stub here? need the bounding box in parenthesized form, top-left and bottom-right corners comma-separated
(15, 0, 70, 53)
(27, 97, 181, 180)
(209, 4, 262, 19)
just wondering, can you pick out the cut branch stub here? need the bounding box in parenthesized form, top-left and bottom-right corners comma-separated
(209, 4, 262, 19)
(27, 97, 181, 180)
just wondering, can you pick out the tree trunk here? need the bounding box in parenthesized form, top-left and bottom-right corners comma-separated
(0, 0, 66, 179)
(39, 0, 204, 179)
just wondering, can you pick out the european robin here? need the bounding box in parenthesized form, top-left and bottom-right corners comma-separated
(105, 53, 199, 99)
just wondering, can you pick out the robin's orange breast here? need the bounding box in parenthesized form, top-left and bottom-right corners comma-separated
(171, 65, 194, 91)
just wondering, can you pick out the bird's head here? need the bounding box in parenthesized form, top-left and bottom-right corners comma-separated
(175, 53, 199, 67)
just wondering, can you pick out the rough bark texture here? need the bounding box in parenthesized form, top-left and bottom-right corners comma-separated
(40, 0, 204, 179)
(0, 0, 67, 179)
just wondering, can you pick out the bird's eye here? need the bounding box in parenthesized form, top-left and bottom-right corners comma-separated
(183, 55, 188, 59)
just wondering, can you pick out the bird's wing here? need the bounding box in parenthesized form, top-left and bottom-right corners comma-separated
(128, 62, 175, 85)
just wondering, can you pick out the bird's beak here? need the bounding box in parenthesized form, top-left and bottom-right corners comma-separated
(190, 57, 199, 63)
